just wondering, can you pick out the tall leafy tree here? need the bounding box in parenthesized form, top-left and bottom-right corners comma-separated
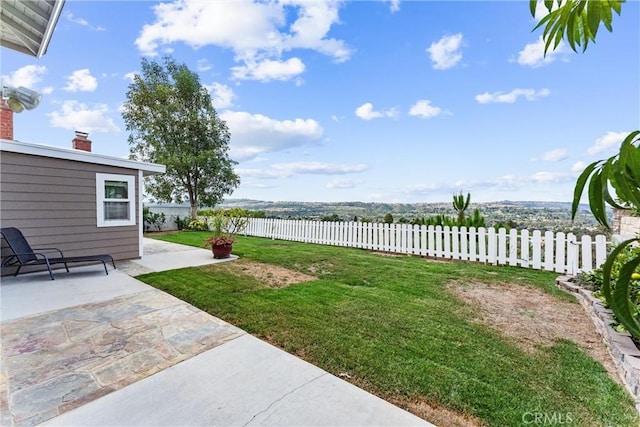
(531, 0, 640, 338)
(122, 56, 239, 219)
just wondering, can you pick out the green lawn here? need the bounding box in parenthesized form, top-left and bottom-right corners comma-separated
(139, 232, 638, 426)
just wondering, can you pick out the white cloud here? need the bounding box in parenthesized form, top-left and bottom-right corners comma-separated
(532, 0, 559, 21)
(571, 161, 586, 174)
(206, 82, 235, 109)
(272, 161, 367, 175)
(355, 102, 397, 120)
(327, 178, 363, 189)
(221, 110, 323, 161)
(123, 72, 137, 83)
(587, 131, 628, 155)
(388, 0, 401, 13)
(64, 69, 98, 92)
(3, 65, 47, 88)
(541, 148, 568, 162)
(236, 168, 283, 179)
(196, 59, 212, 72)
(236, 162, 366, 182)
(529, 171, 569, 183)
(135, 0, 351, 80)
(427, 33, 463, 70)
(515, 36, 567, 68)
(283, 1, 351, 62)
(402, 171, 576, 198)
(408, 100, 443, 119)
(240, 182, 278, 190)
(231, 57, 305, 82)
(65, 12, 106, 31)
(48, 100, 120, 133)
(404, 183, 439, 194)
(475, 88, 550, 104)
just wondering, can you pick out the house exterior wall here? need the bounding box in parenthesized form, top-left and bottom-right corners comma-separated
(613, 209, 640, 239)
(620, 215, 640, 239)
(1, 151, 141, 274)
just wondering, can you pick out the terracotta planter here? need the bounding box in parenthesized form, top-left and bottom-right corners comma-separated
(211, 243, 233, 259)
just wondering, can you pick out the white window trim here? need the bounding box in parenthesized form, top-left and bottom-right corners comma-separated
(96, 173, 136, 227)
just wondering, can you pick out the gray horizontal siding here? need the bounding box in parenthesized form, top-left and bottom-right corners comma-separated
(1, 151, 142, 276)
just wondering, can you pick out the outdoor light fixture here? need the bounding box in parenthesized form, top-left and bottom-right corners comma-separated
(1, 84, 42, 113)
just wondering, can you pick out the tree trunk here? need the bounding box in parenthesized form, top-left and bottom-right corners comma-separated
(191, 203, 198, 219)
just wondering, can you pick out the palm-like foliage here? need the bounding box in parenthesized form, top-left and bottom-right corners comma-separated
(572, 132, 640, 337)
(453, 192, 471, 224)
(530, 0, 640, 339)
(531, 0, 625, 54)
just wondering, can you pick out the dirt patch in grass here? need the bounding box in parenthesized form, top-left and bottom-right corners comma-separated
(222, 259, 316, 288)
(371, 251, 404, 257)
(305, 261, 335, 276)
(451, 282, 621, 385)
(392, 397, 486, 427)
(143, 231, 181, 236)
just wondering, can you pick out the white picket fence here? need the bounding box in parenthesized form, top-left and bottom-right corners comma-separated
(243, 218, 607, 275)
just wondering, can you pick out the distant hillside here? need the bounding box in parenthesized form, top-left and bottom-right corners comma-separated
(218, 199, 605, 234)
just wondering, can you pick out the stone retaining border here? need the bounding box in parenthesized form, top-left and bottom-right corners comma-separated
(556, 275, 640, 412)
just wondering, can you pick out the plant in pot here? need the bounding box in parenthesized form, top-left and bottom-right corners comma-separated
(203, 211, 248, 259)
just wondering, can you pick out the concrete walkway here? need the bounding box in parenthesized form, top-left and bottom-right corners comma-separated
(1, 238, 432, 426)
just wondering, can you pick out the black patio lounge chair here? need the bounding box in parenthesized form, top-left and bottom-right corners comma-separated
(1, 227, 116, 280)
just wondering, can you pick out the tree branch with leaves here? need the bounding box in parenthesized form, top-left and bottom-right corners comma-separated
(531, 0, 640, 338)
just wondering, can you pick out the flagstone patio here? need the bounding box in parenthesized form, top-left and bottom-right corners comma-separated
(1, 288, 244, 426)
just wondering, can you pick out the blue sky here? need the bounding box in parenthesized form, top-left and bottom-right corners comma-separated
(2, 0, 638, 204)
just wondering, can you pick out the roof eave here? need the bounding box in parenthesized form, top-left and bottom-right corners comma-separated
(0, 139, 166, 176)
(37, 0, 65, 58)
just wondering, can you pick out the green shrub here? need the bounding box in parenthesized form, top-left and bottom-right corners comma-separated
(575, 245, 640, 331)
(573, 271, 602, 292)
(143, 206, 166, 232)
(187, 218, 209, 231)
(175, 215, 192, 230)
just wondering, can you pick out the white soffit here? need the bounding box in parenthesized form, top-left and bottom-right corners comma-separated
(0, 0, 65, 58)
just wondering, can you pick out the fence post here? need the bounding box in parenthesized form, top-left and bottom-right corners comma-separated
(567, 233, 578, 275)
(468, 227, 476, 262)
(487, 227, 497, 265)
(544, 231, 555, 271)
(443, 226, 451, 259)
(477, 227, 486, 263)
(451, 226, 460, 260)
(434, 226, 442, 258)
(577, 235, 591, 273)
(459, 226, 468, 261)
(555, 232, 566, 273)
(520, 229, 530, 268)
(595, 234, 607, 268)
(497, 228, 507, 265)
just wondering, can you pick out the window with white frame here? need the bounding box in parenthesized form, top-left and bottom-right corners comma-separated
(96, 173, 136, 227)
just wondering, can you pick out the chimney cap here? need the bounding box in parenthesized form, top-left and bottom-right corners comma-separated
(75, 130, 89, 138)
